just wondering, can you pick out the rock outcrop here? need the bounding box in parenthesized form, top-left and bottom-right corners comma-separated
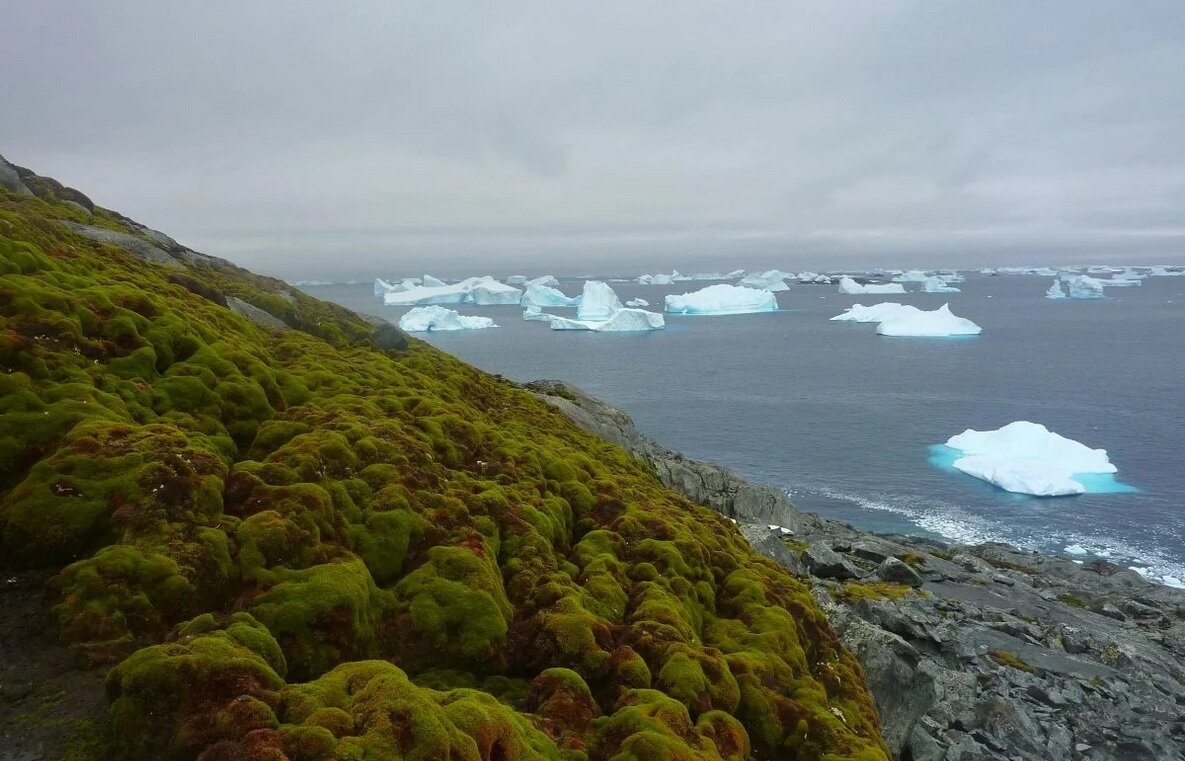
(533, 379, 1185, 761)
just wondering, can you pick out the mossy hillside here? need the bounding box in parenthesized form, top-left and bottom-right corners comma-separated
(0, 180, 889, 760)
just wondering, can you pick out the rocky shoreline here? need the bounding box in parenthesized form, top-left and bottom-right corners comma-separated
(529, 380, 1185, 761)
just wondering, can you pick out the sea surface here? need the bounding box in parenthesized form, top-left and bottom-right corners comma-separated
(305, 273, 1185, 586)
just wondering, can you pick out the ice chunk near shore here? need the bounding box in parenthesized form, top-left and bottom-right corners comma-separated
(830, 302, 915, 323)
(943, 421, 1118, 497)
(838, 276, 907, 295)
(398, 306, 497, 332)
(665, 284, 778, 315)
(521, 283, 580, 308)
(549, 308, 664, 332)
(1065, 275, 1105, 299)
(922, 276, 961, 293)
(876, 303, 981, 336)
(1046, 280, 1067, 299)
(738, 270, 792, 291)
(577, 281, 624, 320)
(626, 298, 649, 307)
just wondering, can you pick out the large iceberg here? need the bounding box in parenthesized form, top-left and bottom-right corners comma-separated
(838, 276, 906, 295)
(1045, 279, 1067, 299)
(521, 283, 580, 308)
(398, 306, 497, 332)
(383, 276, 523, 306)
(737, 270, 792, 291)
(876, 303, 981, 336)
(942, 421, 1118, 497)
(549, 308, 665, 332)
(1064, 275, 1105, 300)
(577, 280, 624, 320)
(664, 284, 778, 315)
(922, 276, 961, 293)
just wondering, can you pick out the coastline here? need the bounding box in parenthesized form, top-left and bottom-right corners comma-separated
(530, 379, 1185, 761)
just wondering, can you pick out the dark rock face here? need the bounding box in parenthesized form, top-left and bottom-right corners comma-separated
(371, 321, 410, 351)
(61, 221, 178, 266)
(0, 154, 32, 195)
(537, 379, 1185, 761)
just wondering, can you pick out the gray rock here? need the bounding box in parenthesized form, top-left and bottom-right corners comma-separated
(227, 297, 288, 330)
(60, 221, 178, 266)
(0, 155, 32, 195)
(804, 541, 859, 579)
(371, 322, 410, 351)
(877, 557, 923, 588)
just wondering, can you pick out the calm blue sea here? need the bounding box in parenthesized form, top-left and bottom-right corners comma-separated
(305, 273, 1185, 586)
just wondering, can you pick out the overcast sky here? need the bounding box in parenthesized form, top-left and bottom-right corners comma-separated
(4, 1, 1184, 278)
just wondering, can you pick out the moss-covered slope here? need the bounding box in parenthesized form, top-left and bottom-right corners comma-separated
(0, 162, 888, 761)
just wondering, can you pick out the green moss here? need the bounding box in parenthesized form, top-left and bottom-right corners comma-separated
(1057, 593, 1088, 609)
(988, 650, 1035, 672)
(835, 581, 917, 604)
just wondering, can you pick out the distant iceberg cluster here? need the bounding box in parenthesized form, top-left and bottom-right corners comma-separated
(937, 421, 1129, 497)
(831, 302, 981, 337)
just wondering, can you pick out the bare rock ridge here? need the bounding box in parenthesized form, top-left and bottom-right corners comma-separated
(530, 379, 1185, 761)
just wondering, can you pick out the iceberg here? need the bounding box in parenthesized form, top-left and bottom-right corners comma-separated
(942, 421, 1118, 497)
(506, 275, 529, 285)
(830, 302, 914, 323)
(1045, 279, 1067, 299)
(549, 308, 664, 332)
(526, 275, 561, 288)
(922, 276, 961, 293)
(522, 305, 554, 322)
(577, 280, 625, 320)
(892, 270, 930, 283)
(1148, 266, 1185, 277)
(737, 270, 792, 291)
(521, 283, 580, 308)
(1064, 275, 1105, 300)
(837, 276, 906, 295)
(636, 272, 676, 285)
(421, 274, 447, 287)
(876, 303, 981, 336)
(383, 276, 523, 306)
(625, 298, 650, 307)
(664, 284, 778, 315)
(398, 306, 497, 332)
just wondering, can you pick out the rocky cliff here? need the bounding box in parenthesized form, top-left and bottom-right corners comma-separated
(531, 380, 1185, 761)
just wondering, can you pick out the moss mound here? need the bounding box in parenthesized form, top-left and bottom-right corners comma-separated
(0, 175, 888, 760)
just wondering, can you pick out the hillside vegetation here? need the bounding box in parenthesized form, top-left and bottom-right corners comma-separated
(0, 159, 887, 761)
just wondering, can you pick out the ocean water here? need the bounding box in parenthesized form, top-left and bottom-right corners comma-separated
(306, 274, 1185, 586)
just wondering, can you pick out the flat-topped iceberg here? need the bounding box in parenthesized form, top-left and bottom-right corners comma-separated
(922, 276, 961, 293)
(830, 302, 914, 323)
(1064, 275, 1105, 300)
(577, 280, 624, 320)
(549, 308, 665, 332)
(941, 421, 1119, 496)
(521, 283, 580, 308)
(636, 272, 676, 285)
(625, 298, 649, 307)
(737, 270, 792, 291)
(838, 276, 906, 295)
(383, 276, 523, 306)
(1046, 279, 1067, 299)
(876, 303, 981, 336)
(398, 306, 497, 332)
(664, 284, 778, 315)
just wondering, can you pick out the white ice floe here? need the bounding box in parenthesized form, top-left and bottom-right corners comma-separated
(526, 275, 561, 288)
(664, 284, 778, 315)
(796, 271, 834, 284)
(737, 270, 793, 291)
(577, 280, 625, 320)
(944, 421, 1117, 497)
(521, 283, 580, 308)
(549, 308, 664, 332)
(522, 305, 554, 322)
(830, 302, 913, 323)
(382, 276, 523, 306)
(876, 303, 981, 336)
(1064, 275, 1105, 299)
(1148, 266, 1185, 277)
(636, 272, 677, 285)
(892, 270, 931, 283)
(1064, 544, 1088, 555)
(1046, 280, 1067, 299)
(922, 276, 961, 293)
(398, 306, 498, 332)
(625, 298, 650, 307)
(838, 276, 907, 295)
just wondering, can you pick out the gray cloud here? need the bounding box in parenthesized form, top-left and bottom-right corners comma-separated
(3, 0, 1183, 278)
